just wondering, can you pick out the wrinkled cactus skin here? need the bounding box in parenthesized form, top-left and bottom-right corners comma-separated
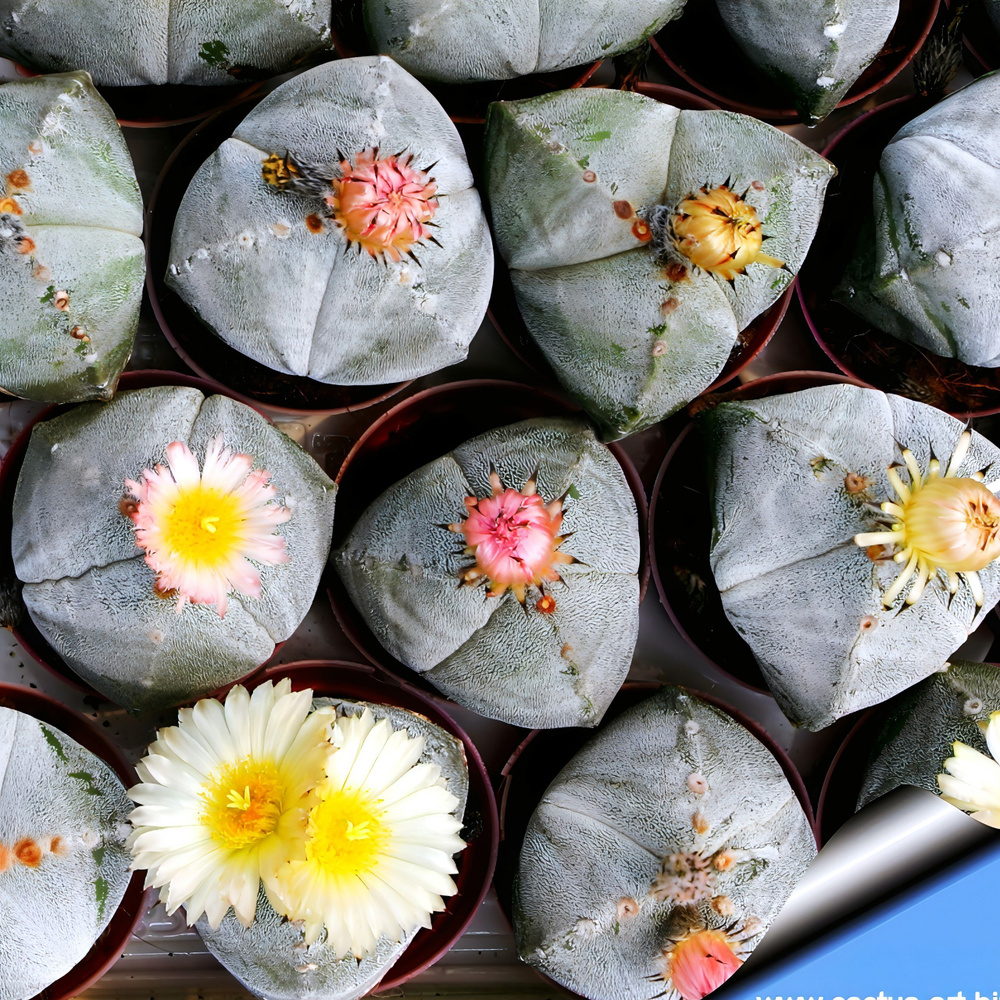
(333, 418, 640, 729)
(11, 386, 337, 711)
(0, 0, 331, 87)
(485, 88, 835, 440)
(167, 56, 493, 387)
(0, 71, 144, 404)
(859, 659, 1000, 809)
(196, 697, 469, 1000)
(0, 707, 131, 1000)
(514, 687, 816, 1000)
(838, 73, 1000, 367)
(716, 0, 899, 125)
(363, 0, 686, 84)
(702, 383, 1000, 731)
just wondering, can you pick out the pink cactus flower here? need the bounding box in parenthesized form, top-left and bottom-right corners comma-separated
(666, 929, 744, 1000)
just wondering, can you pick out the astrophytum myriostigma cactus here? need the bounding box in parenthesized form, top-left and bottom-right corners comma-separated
(715, 0, 899, 124)
(0, 71, 143, 403)
(859, 660, 1000, 815)
(363, 0, 686, 84)
(837, 73, 1000, 367)
(0, 707, 131, 1000)
(167, 56, 493, 386)
(485, 88, 835, 440)
(514, 688, 816, 1000)
(12, 385, 337, 711)
(702, 383, 1000, 731)
(0, 0, 330, 86)
(333, 417, 641, 729)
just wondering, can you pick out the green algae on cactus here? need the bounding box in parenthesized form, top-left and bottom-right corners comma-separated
(484, 88, 835, 440)
(363, 0, 686, 84)
(514, 688, 815, 1000)
(0, 0, 330, 86)
(333, 417, 640, 729)
(702, 383, 1000, 731)
(837, 73, 1000, 367)
(167, 56, 493, 387)
(0, 71, 143, 404)
(11, 386, 337, 711)
(715, 0, 900, 125)
(0, 707, 132, 1000)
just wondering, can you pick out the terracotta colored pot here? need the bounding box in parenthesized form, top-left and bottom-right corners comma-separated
(249, 660, 499, 993)
(145, 98, 414, 417)
(0, 370, 280, 698)
(814, 709, 880, 846)
(955, 0, 1000, 74)
(0, 682, 149, 1000)
(649, 371, 864, 693)
(651, 0, 940, 123)
(798, 94, 1000, 419)
(327, 378, 651, 692)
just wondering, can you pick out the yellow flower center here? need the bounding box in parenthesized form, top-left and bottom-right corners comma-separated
(161, 485, 245, 569)
(201, 759, 284, 850)
(305, 786, 387, 879)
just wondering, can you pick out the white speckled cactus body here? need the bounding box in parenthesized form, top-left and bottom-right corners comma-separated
(12, 385, 337, 711)
(0, 72, 143, 403)
(363, 0, 686, 84)
(515, 688, 816, 1000)
(196, 696, 469, 1000)
(167, 56, 493, 386)
(333, 418, 641, 729)
(485, 88, 835, 440)
(702, 383, 1000, 730)
(716, 0, 899, 124)
(0, 707, 132, 1000)
(0, 0, 331, 86)
(838, 73, 1000, 367)
(858, 659, 1000, 808)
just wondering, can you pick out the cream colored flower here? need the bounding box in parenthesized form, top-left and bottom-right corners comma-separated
(937, 711, 1000, 828)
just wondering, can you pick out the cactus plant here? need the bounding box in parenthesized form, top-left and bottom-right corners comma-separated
(859, 659, 1000, 814)
(484, 88, 835, 440)
(333, 417, 641, 728)
(167, 56, 493, 387)
(715, 1, 900, 124)
(837, 73, 1000, 367)
(0, 71, 143, 403)
(514, 687, 816, 1000)
(0, 705, 132, 1000)
(362, 0, 686, 84)
(0, 1, 331, 86)
(702, 382, 1000, 731)
(11, 385, 337, 711)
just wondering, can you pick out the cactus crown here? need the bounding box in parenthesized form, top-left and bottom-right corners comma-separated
(854, 430, 1000, 608)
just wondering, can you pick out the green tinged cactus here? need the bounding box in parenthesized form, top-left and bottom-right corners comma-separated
(167, 56, 493, 387)
(0, 706, 131, 1000)
(485, 88, 835, 440)
(0, 71, 143, 403)
(333, 417, 641, 728)
(837, 73, 1000, 367)
(702, 383, 1000, 731)
(363, 0, 686, 84)
(12, 385, 337, 711)
(196, 696, 469, 1000)
(0, 0, 331, 86)
(514, 688, 816, 1000)
(715, 0, 899, 124)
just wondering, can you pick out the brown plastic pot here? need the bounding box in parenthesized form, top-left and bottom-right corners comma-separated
(651, 0, 940, 123)
(955, 0, 1000, 74)
(649, 371, 865, 693)
(145, 97, 413, 417)
(798, 93, 1000, 419)
(0, 682, 149, 1000)
(327, 378, 650, 696)
(493, 680, 818, 997)
(0, 370, 282, 699)
(814, 710, 880, 846)
(245, 660, 499, 994)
